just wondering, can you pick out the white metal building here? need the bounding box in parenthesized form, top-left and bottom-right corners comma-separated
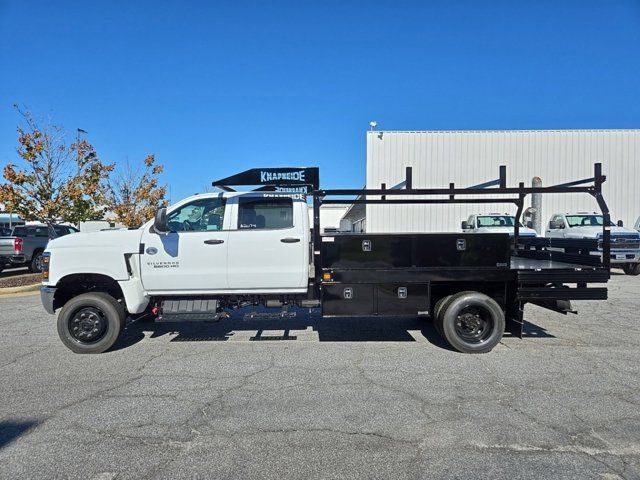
(364, 130, 640, 233)
(308, 205, 349, 232)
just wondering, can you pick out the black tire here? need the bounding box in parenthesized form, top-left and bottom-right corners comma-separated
(440, 291, 505, 354)
(622, 263, 640, 276)
(29, 250, 45, 273)
(432, 295, 453, 337)
(57, 292, 126, 354)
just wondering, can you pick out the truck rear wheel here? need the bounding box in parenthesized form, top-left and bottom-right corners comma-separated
(29, 250, 45, 273)
(432, 295, 453, 336)
(440, 291, 505, 354)
(57, 293, 126, 354)
(622, 263, 640, 276)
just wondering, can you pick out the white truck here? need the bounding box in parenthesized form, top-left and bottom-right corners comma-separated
(546, 213, 640, 275)
(40, 165, 613, 355)
(461, 214, 538, 237)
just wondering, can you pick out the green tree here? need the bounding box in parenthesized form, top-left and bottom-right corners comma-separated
(0, 106, 113, 231)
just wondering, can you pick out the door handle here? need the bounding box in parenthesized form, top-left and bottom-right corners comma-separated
(204, 239, 224, 245)
(281, 237, 301, 243)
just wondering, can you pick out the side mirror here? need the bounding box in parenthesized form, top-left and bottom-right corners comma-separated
(617, 220, 624, 227)
(154, 207, 168, 234)
(548, 221, 554, 230)
(461, 221, 469, 230)
(526, 220, 534, 229)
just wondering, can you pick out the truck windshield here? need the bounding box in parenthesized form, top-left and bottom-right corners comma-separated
(566, 215, 615, 227)
(476, 216, 521, 228)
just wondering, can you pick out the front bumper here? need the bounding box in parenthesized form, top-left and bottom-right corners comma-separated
(610, 251, 639, 264)
(40, 286, 57, 315)
(592, 251, 640, 264)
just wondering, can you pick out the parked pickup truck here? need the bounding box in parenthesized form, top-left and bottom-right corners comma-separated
(40, 165, 612, 356)
(462, 214, 538, 237)
(546, 213, 640, 275)
(0, 224, 78, 273)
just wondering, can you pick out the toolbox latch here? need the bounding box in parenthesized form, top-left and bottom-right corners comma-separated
(397, 287, 407, 299)
(362, 240, 372, 252)
(456, 239, 466, 251)
(343, 287, 353, 299)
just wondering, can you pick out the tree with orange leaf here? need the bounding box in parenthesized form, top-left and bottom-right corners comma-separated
(105, 154, 167, 228)
(0, 106, 114, 231)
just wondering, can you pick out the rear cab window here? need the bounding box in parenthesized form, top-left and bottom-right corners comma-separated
(237, 197, 294, 230)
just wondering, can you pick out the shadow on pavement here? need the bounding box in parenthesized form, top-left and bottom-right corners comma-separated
(0, 268, 29, 280)
(0, 420, 39, 449)
(112, 308, 457, 351)
(111, 307, 554, 352)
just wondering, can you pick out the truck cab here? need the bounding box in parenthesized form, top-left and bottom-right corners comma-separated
(461, 214, 538, 237)
(546, 212, 640, 275)
(44, 191, 310, 298)
(139, 192, 310, 293)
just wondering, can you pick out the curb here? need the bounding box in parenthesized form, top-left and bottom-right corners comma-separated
(0, 283, 41, 296)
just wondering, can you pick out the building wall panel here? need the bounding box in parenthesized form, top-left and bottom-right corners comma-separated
(366, 130, 640, 233)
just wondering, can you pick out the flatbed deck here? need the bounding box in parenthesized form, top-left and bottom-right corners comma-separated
(509, 256, 598, 271)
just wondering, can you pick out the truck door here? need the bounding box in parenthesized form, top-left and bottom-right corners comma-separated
(546, 215, 566, 238)
(226, 195, 307, 290)
(139, 196, 229, 292)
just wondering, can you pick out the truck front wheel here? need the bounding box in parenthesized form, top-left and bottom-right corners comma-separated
(440, 291, 505, 354)
(57, 293, 126, 354)
(622, 263, 640, 276)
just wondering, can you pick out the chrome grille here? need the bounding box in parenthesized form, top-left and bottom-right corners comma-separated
(598, 235, 640, 250)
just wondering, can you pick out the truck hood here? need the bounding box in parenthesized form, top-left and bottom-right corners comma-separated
(46, 228, 143, 252)
(563, 226, 640, 239)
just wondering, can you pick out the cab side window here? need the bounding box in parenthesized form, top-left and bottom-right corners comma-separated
(238, 197, 293, 230)
(33, 226, 49, 237)
(550, 215, 564, 229)
(54, 226, 76, 236)
(166, 198, 226, 232)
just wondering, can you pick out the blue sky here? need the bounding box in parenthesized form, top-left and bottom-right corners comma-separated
(1, 1, 639, 200)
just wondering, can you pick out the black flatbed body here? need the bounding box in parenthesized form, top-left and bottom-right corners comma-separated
(212, 163, 612, 341)
(319, 232, 606, 277)
(318, 232, 608, 336)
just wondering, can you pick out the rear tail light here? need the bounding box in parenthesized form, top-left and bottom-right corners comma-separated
(14, 237, 23, 253)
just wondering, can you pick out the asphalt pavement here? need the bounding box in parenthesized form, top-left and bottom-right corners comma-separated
(0, 273, 639, 479)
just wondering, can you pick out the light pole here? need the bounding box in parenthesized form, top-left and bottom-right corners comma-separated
(76, 128, 87, 162)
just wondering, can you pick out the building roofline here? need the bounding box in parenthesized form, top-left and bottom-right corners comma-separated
(368, 128, 640, 134)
